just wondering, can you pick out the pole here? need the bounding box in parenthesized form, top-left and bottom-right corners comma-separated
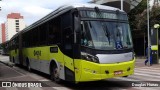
(147, 0, 150, 66)
(121, 0, 123, 10)
(144, 34, 145, 57)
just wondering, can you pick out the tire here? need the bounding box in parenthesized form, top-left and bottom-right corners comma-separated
(51, 65, 61, 83)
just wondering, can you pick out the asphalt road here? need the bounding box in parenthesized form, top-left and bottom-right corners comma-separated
(0, 55, 160, 90)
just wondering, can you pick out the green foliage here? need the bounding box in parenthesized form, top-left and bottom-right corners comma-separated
(150, 6, 160, 27)
(128, 0, 160, 31)
(128, 0, 147, 30)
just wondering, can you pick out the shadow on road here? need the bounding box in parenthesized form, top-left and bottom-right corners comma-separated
(14, 64, 132, 90)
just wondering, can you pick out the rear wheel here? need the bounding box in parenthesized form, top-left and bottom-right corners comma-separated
(51, 65, 61, 83)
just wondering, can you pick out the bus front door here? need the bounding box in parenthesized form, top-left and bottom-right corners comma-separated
(63, 27, 75, 81)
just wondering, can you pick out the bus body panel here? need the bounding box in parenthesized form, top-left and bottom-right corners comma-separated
(22, 46, 75, 80)
(74, 59, 82, 82)
(96, 52, 133, 64)
(10, 49, 19, 64)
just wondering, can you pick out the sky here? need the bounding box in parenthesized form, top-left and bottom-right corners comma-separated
(0, 0, 155, 26)
(0, 0, 91, 26)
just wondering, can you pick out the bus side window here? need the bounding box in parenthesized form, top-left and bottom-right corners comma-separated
(64, 28, 72, 50)
(39, 23, 47, 45)
(48, 17, 61, 45)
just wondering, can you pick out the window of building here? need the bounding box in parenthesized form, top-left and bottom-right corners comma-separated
(16, 23, 19, 25)
(16, 28, 19, 32)
(15, 20, 19, 22)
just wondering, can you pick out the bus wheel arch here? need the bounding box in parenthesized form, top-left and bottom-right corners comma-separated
(50, 59, 61, 83)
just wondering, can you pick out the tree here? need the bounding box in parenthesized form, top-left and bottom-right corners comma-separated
(150, 5, 160, 26)
(128, 0, 147, 30)
(128, 0, 160, 32)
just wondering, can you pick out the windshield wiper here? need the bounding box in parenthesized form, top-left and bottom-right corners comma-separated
(94, 7, 110, 44)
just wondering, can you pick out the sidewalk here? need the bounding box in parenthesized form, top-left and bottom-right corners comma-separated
(0, 55, 14, 67)
(135, 57, 160, 68)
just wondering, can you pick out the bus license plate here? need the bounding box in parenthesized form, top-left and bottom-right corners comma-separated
(114, 70, 123, 76)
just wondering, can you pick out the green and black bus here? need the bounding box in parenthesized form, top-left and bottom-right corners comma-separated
(9, 3, 135, 83)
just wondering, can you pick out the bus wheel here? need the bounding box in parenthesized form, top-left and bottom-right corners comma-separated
(51, 65, 61, 83)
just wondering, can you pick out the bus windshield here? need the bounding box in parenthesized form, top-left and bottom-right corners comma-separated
(81, 21, 133, 50)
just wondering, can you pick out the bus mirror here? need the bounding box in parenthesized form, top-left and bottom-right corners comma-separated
(74, 16, 80, 33)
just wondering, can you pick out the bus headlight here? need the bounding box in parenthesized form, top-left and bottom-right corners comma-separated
(81, 52, 99, 63)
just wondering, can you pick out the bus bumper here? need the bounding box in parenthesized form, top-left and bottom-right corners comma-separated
(77, 59, 135, 82)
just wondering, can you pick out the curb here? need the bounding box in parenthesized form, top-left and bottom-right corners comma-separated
(0, 60, 15, 67)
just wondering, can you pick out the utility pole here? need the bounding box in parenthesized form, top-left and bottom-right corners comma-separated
(121, 0, 123, 10)
(147, 0, 150, 66)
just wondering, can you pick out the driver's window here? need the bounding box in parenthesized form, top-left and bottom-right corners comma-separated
(81, 21, 92, 46)
(81, 21, 87, 46)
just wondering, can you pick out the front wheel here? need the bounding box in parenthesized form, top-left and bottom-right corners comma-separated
(51, 65, 61, 83)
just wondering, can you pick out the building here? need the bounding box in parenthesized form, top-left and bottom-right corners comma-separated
(1, 23, 6, 43)
(5, 13, 26, 41)
(0, 23, 6, 43)
(0, 13, 26, 43)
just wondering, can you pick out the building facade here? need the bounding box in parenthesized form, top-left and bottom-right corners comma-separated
(0, 23, 6, 43)
(5, 13, 26, 41)
(1, 23, 6, 43)
(0, 13, 26, 43)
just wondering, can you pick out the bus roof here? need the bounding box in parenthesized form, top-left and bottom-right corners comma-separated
(55, 3, 122, 12)
(12, 3, 123, 39)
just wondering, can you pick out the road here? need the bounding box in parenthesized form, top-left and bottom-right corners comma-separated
(0, 55, 160, 90)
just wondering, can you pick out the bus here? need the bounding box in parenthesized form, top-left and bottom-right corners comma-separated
(9, 3, 135, 83)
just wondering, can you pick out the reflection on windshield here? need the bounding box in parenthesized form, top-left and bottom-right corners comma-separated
(81, 21, 133, 50)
